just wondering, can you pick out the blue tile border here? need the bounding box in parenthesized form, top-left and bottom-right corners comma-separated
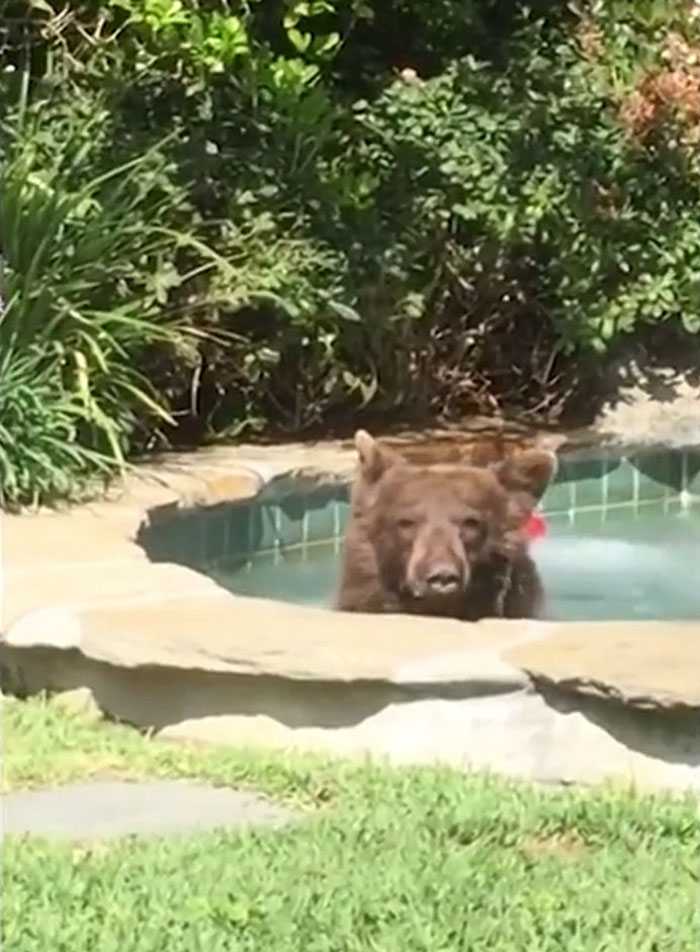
(137, 446, 700, 568)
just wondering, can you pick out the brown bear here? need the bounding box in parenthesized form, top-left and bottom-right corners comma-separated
(335, 430, 557, 621)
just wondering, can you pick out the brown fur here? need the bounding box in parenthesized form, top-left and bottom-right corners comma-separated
(335, 430, 557, 621)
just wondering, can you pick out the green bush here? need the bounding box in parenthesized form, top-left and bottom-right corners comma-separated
(0, 85, 206, 508)
(343, 20, 700, 351)
(1, 1, 700, 506)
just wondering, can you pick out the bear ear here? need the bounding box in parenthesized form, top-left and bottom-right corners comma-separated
(495, 448, 558, 503)
(354, 430, 401, 483)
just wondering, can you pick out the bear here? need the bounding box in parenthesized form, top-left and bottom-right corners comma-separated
(335, 429, 558, 621)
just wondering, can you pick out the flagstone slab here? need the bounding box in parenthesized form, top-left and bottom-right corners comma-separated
(3, 596, 700, 794)
(4, 561, 225, 630)
(3, 781, 297, 840)
(2, 594, 529, 687)
(504, 622, 700, 710)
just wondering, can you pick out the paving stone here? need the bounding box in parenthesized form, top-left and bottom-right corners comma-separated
(505, 622, 700, 709)
(2, 596, 531, 686)
(4, 562, 225, 630)
(3, 781, 297, 840)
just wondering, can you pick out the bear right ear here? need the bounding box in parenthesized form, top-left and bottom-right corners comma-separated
(495, 448, 558, 502)
(354, 430, 401, 483)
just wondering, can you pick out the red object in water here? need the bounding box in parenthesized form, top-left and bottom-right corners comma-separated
(524, 511, 547, 541)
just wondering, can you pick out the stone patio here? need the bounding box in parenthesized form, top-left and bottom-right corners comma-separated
(2, 431, 700, 794)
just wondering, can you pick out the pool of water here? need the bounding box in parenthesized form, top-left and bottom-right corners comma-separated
(213, 505, 700, 622)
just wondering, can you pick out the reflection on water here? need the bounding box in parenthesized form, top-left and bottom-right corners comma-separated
(535, 508, 700, 621)
(215, 506, 700, 622)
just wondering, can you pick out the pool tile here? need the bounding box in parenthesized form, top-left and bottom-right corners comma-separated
(248, 499, 311, 552)
(617, 498, 669, 520)
(271, 545, 307, 566)
(210, 551, 250, 576)
(685, 449, 700, 497)
(567, 508, 608, 533)
(202, 508, 229, 564)
(542, 480, 573, 513)
(542, 511, 575, 530)
(667, 450, 686, 493)
(305, 497, 338, 543)
(567, 461, 606, 509)
(630, 450, 680, 501)
(168, 513, 207, 568)
(140, 524, 172, 563)
(248, 503, 278, 552)
(226, 504, 253, 558)
(175, 447, 694, 564)
(602, 458, 637, 507)
(663, 497, 684, 516)
(276, 496, 306, 548)
(334, 500, 351, 538)
(561, 456, 623, 509)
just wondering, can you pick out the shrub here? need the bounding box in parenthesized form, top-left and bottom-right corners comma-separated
(342, 17, 700, 349)
(2, 1, 700, 507)
(0, 85, 203, 508)
(126, 3, 700, 433)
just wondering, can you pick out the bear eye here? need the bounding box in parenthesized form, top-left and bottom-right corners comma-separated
(396, 517, 416, 531)
(460, 516, 482, 532)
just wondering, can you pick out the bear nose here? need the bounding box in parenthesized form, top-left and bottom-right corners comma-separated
(425, 568, 461, 594)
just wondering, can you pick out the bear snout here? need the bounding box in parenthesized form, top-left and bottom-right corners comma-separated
(405, 540, 471, 600)
(423, 566, 462, 596)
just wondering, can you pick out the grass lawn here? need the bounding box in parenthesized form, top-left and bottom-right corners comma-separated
(3, 695, 700, 951)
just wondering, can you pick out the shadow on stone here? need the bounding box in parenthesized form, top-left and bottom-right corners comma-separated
(4, 643, 700, 791)
(535, 680, 700, 769)
(1, 645, 516, 733)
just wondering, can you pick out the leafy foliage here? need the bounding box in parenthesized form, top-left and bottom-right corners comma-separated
(1, 0, 700, 505)
(0, 86, 209, 507)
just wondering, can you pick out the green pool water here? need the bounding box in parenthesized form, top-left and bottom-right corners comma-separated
(213, 505, 700, 622)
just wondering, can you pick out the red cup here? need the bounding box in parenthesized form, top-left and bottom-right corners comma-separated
(524, 511, 547, 541)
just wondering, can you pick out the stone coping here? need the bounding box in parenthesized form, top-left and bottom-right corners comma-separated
(2, 433, 700, 721)
(3, 595, 699, 713)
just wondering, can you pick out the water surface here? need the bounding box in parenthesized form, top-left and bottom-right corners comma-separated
(214, 506, 700, 622)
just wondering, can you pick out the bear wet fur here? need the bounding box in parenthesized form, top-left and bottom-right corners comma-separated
(335, 430, 557, 621)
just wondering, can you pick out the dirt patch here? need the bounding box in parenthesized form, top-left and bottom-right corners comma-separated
(520, 831, 589, 861)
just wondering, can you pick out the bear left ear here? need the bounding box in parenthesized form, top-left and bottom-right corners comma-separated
(495, 449, 558, 503)
(354, 430, 402, 484)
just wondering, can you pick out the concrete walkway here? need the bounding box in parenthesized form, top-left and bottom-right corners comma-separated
(3, 781, 297, 840)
